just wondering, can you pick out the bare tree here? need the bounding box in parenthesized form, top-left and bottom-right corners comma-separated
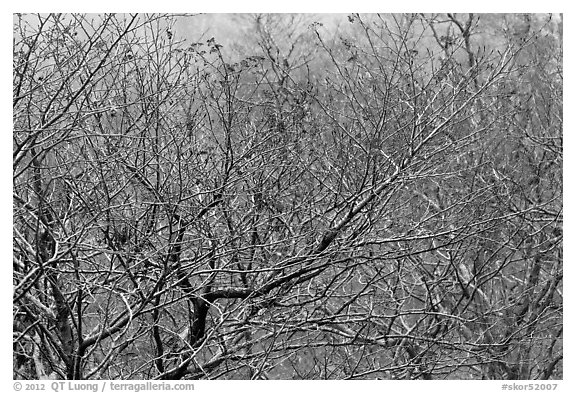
(13, 13, 562, 380)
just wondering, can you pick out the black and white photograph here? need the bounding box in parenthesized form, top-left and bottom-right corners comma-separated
(11, 8, 564, 385)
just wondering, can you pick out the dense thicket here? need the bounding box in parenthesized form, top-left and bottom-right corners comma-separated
(13, 13, 562, 380)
